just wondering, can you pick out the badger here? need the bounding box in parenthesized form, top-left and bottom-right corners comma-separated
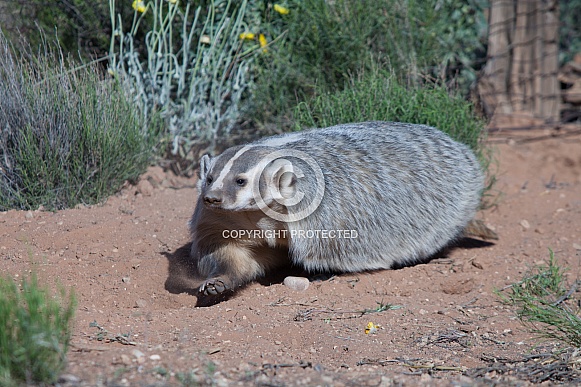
(189, 121, 489, 300)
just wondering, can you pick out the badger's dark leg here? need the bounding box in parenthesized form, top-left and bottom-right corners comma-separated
(196, 243, 266, 296)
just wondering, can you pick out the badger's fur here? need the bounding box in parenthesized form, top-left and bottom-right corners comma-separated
(189, 121, 486, 299)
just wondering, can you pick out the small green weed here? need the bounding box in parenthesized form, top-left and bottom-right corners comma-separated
(0, 273, 76, 386)
(175, 370, 199, 386)
(498, 250, 581, 347)
(361, 301, 402, 315)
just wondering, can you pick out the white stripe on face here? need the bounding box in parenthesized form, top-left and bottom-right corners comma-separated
(230, 162, 265, 209)
(213, 145, 254, 190)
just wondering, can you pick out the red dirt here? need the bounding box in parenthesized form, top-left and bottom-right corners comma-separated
(1, 126, 581, 386)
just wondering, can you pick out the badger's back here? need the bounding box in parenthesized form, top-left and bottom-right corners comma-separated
(273, 121, 484, 272)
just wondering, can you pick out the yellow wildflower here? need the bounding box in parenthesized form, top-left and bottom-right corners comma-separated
(200, 35, 211, 44)
(239, 32, 256, 40)
(259, 33, 268, 52)
(168, 0, 178, 4)
(132, 0, 146, 13)
(364, 322, 380, 334)
(273, 4, 290, 15)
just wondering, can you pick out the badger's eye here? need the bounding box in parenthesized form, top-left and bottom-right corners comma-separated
(206, 176, 213, 185)
(236, 178, 247, 187)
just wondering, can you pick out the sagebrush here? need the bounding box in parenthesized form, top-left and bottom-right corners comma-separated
(0, 32, 157, 211)
(0, 273, 76, 386)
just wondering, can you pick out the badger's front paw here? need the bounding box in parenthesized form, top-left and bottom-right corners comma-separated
(198, 277, 231, 296)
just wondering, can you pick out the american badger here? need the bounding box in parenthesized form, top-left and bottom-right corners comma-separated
(189, 121, 487, 299)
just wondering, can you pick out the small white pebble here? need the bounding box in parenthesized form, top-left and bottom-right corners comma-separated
(132, 349, 145, 359)
(283, 276, 310, 291)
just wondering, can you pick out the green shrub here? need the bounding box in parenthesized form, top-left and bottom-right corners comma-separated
(293, 70, 487, 158)
(0, 32, 158, 211)
(0, 273, 76, 386)
(560, 0, 581, 64)
(4, 0, 127, 60)
(248, 0, 488, 127)
(107, 0, 491, 161)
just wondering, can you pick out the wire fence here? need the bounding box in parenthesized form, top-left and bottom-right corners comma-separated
(477, 0, 580, 130)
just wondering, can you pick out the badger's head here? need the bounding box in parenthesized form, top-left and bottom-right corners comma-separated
(198, 145, 298, 212)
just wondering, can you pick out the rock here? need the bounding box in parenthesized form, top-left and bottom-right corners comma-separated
(136, 179, 154, 196)
(441, 277, 475, 295)
(120, 354, 132, 365)
(145, 166, 166, 185)
(149, 354, 161, 361)
(132, 349, 145, 359)
(520, 219, 530, 230)
(564, 80, 581, 104)
(135, 299, 147, 308)
(471, 260, 484, 270)
(283, 276, 310, 291)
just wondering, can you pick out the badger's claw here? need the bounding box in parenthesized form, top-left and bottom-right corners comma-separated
(199, 277, 229, 296)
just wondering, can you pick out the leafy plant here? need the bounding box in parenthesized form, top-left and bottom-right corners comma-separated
(3, 0, 114, 59)
(560, 0, 581, 64)
(0, 273, 76, 386)
(248, 0, 488, 127)
(109, 0, 261, 173)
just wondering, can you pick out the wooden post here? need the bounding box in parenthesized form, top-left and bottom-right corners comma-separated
(478, 0, 561, 127)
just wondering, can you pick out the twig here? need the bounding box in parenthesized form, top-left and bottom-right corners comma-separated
(552, 280, 580, 306)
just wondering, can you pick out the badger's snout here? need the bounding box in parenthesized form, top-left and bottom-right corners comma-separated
(203, 192, 222, 205)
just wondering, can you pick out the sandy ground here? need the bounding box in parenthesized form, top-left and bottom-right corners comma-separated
(1, 125, 581, 386)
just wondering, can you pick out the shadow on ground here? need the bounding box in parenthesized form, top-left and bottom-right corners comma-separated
(163, 236, 495, 306)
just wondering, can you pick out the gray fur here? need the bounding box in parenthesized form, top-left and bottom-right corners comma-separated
(189, 121, 484, 297)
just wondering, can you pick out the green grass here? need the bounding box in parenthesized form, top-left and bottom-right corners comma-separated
(0, 31, 159, 210)
(248, 0, 488, 127)
(293, 70, 487, 159)
(498, 250, 581, 347)
(0, 273, 76, 386)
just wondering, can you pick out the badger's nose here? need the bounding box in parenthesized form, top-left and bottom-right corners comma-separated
(203, 194, 222, 205)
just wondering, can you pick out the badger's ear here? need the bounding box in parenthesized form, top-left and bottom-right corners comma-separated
(266, 158, 297, 200)
(199, 154, 212, 180)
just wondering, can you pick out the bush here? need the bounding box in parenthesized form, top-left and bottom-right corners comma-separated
(293, 70, 487, 159)
(108, 0, 261, 172)
(0, 273, 76, 386)
(248, 0, 488, 127)
(3, 0, 126, 60)
(0, 32, 158, 211)
(560, 0, 581, 64)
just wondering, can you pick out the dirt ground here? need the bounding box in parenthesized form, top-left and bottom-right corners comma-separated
(1, 125, 581, 386)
